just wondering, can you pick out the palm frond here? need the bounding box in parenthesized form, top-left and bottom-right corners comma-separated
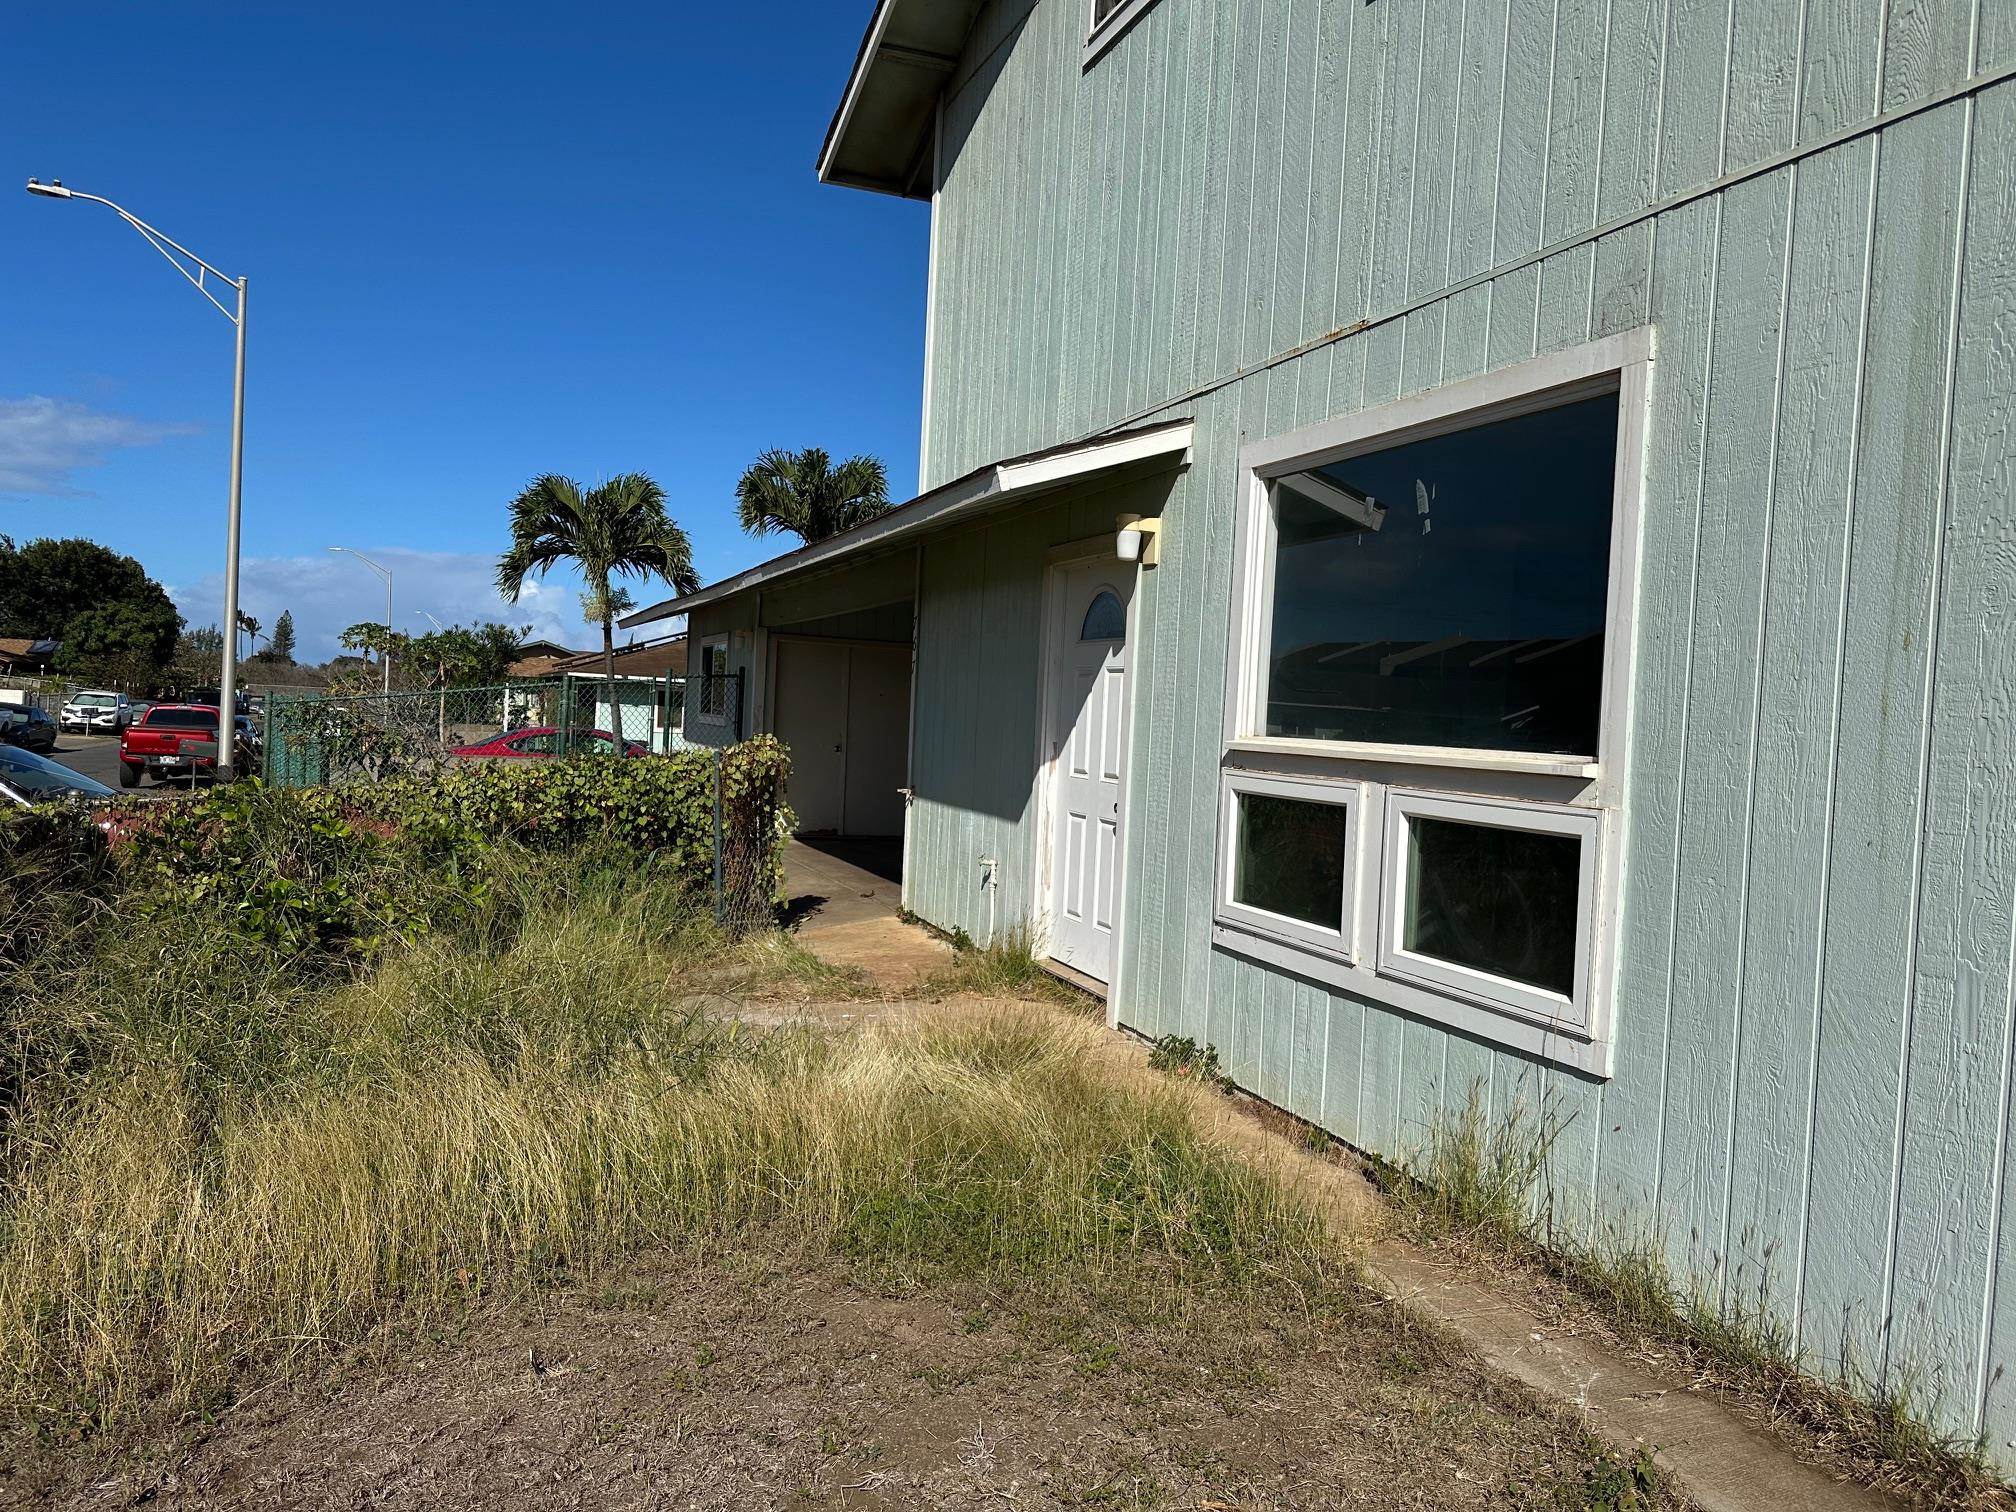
(733, 447, 892, 545)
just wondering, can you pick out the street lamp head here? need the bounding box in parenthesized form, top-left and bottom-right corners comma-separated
(25, 178, 74, 199)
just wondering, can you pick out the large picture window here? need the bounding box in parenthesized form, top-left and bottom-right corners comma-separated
(1213, 332, 1650, 1076)
(1264, 394, 1616, 757)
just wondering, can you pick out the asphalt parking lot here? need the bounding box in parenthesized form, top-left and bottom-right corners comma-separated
(47, 733, 124, 787)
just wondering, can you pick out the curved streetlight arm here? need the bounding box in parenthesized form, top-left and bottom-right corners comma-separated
(27, 182, 243, 322)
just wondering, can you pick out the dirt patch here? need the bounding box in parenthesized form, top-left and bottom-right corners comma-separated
(5, 1254, 1674, 1511)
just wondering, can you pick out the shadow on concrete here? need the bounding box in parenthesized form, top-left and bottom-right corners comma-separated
(792, 834, 902, 886)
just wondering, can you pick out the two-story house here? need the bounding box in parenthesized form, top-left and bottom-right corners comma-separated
(627, 0, 2016, 1456)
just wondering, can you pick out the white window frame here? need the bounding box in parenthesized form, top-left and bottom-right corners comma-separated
(1218, 770, 1360, 962)
(1210, 330, 1653, 1078)
(1377, 788, 1601, 1032)
(1084, 0, 1160, 65)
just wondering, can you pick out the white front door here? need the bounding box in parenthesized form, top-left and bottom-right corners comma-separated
(1046, 563, 1132, 983)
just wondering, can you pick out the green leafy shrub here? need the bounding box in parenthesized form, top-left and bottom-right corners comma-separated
(351, 737, 793, 906)
(114, 782, 460, 959)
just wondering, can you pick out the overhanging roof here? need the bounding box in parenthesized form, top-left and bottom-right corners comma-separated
(622, 420, 1194, 627)
(817, 0, 987, 199)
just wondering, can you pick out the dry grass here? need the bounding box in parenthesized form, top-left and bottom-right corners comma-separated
(1389, 1082, 2016, 1510)
(0, 858, 1346, 1442)
(914, 927, 1096, 1009)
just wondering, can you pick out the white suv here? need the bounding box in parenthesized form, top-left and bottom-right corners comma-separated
(58, 689, 131, 734)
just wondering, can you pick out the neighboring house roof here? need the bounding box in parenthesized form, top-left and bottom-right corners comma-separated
(623, 420, 1194, 627)
(506, 638, 582, 678)
(0, 636, 60, 666)
(549, 635, 689, 679)
(818, 0, 986, 198)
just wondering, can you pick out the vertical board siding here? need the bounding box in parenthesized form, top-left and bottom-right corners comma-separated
(898, 0, 2016, 1453)
(1801, 100, 1969, 1382)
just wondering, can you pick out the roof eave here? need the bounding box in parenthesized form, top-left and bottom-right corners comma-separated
(816, 0, 980, 201)
(622, 420, 1196, 628)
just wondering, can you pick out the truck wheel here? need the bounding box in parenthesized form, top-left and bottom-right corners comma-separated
(117, 761, 138, 789)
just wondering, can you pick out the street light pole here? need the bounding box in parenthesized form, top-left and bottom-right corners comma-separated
(25, 178, 250, 777)
(328, 547, 393, 692)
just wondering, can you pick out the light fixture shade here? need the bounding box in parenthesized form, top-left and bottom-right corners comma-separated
(1116, 512, 1162, 566)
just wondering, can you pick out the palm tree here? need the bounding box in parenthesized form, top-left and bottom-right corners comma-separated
(735, 448, 890, 545)
(497, 473, 698, 755)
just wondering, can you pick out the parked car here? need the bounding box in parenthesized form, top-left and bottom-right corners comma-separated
(183, 686, 250, 713)
(0, 706, 59, 754)
(0, 743, 115, 806)
(448, 726, 646, 760)
(118, 704, 255, 787)
(58, 689, 131, 734)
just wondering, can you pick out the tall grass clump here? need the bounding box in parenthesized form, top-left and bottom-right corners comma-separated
(0, 816, 1344, 1441)
(917, 925, 1096, 1009)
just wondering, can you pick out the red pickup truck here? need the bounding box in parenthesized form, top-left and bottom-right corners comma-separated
(118, 705, 253, 787)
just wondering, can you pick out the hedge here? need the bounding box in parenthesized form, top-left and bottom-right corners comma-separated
(0, 738, 794, 965)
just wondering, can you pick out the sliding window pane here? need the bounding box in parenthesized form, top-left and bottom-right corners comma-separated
(1264, 392, 1617, 755)
(1402, 817, 1579, 995)
(1233, 792, 1347, 929)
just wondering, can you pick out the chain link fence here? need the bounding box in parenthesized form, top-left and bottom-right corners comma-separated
(262, 674, 744, 788)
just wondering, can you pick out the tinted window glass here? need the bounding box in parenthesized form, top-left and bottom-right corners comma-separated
(1402, 816, 1580, 995)
(1264, 392, 1617, 755)
(1080, 590, 1126, 641)
(144, 710, 218, 730)
(1232, 792, 1348, 929)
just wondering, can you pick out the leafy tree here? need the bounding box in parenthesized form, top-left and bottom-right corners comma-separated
(498, 473, 697, 752)
(0, 537, 170, 640)
(406, 622, 528, 690)
(55, 598, 183, 688)
(0, 536, 182, 685)
(171, 625, 226, 691)
(268, 611, 296, 663)
(735, 448, 890, 545)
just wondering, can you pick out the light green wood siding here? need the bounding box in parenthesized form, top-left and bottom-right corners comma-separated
(902, 0, 2016, 1452)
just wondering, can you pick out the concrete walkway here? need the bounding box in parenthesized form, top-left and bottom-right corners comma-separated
(783, 838, 951, 992)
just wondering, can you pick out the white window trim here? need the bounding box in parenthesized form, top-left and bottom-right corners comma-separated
(1218, 770, 1360, 962)
(1211, 329, 1653, 1078)
(1084, 0, 1159, 65)
(1223, 327, 1652, 804)
(1376, 788, 1601, 1033)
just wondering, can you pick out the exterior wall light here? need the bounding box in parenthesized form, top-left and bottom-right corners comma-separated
(1117, 513, 1163, 566)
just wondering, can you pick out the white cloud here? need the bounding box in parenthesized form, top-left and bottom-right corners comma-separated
(169, 548, 682, 663)
(0, 395, 196, 497)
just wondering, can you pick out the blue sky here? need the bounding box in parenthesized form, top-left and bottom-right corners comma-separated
(2, 2, 926, 661)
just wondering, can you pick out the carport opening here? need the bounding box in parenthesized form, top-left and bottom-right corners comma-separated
(767, 600, 912, 842)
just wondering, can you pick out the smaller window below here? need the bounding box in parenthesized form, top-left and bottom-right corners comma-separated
(1234, 791, 1348, 929)
(1402, 816, 1580, 996)
(1080, 590, 1126, 642)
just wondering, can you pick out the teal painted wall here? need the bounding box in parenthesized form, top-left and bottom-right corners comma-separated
(906, 0, 2016, 1453)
